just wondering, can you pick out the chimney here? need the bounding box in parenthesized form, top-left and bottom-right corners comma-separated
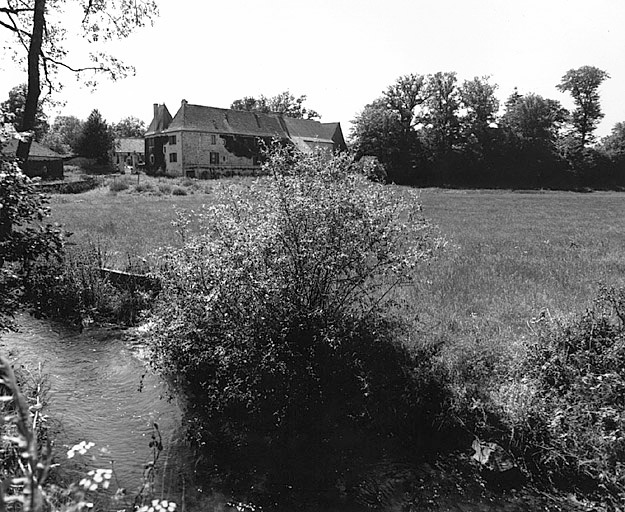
(153, 103, 159, 118)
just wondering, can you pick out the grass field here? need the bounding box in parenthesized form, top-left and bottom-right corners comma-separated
(49, 178, 625, 360)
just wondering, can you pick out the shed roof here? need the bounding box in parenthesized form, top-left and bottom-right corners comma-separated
(1, 138, 64, 160)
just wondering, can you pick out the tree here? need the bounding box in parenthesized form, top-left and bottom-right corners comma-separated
(500, 92, 567, 185)
(423, 72, 461, 159)
(459, 76, 499, 159)
(556, 66, 610, 149)
(350, 99, 404, 165)
(501, 93, 566, 146)
(40, 115, 84, 154)
(601, 122, 625, 159)
(350, 74, 430, 183)
(1, 0, 158, 161)
(112, 116, 146, 138)
(1, 83, 49, 141)
(0, 107, 64, 331)
(230, 90, 320, 119)
(77, 109, 114, 163)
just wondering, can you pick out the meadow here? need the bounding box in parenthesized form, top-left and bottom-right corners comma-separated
(49, 179, 625, 331)
(41, 174, 625, 508)
(49, 177, 625, 399)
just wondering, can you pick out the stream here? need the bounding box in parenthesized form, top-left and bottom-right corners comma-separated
(1, 313, 190, 505)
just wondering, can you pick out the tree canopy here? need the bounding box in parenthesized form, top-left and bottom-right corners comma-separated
(1, 83, 49, 142)
(77, 109, 114, 163)
(556, 66, 609, 149)
(1, 0, 158, 160)
(230, 90, 320, 120)
(112, 116, 146, 138)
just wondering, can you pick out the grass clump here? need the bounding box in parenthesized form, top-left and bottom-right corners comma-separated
(109, 177, 130, 192)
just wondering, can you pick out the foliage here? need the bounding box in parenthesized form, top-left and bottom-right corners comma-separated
(112, 116, 147, 138)
(1, 83, 49, 141)
(230, 90, 320, 119)
(41, 116, 84, 155)
(76, 109, 114, 164)
(148, 147, 446, 479)
(459, 76, 499, 165)
(24, 242, 156, 326)
(109, 177, 130, 192)
(423, 71, 461, 158)
(1, 0, 158, 162)
(485, 286, 625, 499)
(349, 67, 621, 189)
(556, 66, 610, 150)
(0, 108, 65, 331)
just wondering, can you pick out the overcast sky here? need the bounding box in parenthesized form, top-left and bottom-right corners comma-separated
(1, 0, 624, 138)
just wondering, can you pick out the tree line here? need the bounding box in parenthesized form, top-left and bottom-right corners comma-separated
(1, 84, 146, 163)
(350, 66, 625, 189)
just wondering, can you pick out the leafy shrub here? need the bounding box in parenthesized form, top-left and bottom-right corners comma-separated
(494, 286, 625, 497)
(148, 147, 446, 485)
(157, 183, 172, 195)
(171, 186, 187, 196)
(134, 182, 153, 193)
(0, 111, 65, 331)
(24, 243, 155, 326)
(109, 178, 130, 192)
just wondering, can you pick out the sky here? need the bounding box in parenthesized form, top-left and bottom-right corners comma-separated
(1, 0, 625, 139)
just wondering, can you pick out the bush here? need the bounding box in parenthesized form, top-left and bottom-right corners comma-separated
(171, 186, 187, 196)
(24, 243, 156, 326)
(134, 181, 153, 193)
(157, 183, 172, 195)
(109, 178, 130, 192)
(492, 286, 625, 498)
(148, 147, 446, 487)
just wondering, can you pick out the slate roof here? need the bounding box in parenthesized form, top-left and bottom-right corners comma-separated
(1, 138, 64, 159)
(145, 104, 173, 135)
(115, 138, 144, 154)
(281, 117, 334, 144)
(148, 101, 346, 152)
(165, 103, 287, 138)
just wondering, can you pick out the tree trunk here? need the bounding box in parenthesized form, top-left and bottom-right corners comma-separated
(16, 0, 46, 163)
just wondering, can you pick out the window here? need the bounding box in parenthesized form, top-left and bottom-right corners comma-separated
(149, 154, 155, 164)
(209, 151, 219, 165)
(168, 135, 177, 145)
(211, 134, 217, 145)
(147, 138, 154, 148)
(169, 153, 178, 163)
(163, 146, 166, 154)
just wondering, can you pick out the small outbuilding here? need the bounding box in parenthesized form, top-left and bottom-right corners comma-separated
(2, 138, 64, 179)
(112, 138, 145, 173)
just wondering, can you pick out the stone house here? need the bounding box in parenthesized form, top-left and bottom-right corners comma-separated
(112, 138, 145, 173)
(145, 100, 347, 177)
